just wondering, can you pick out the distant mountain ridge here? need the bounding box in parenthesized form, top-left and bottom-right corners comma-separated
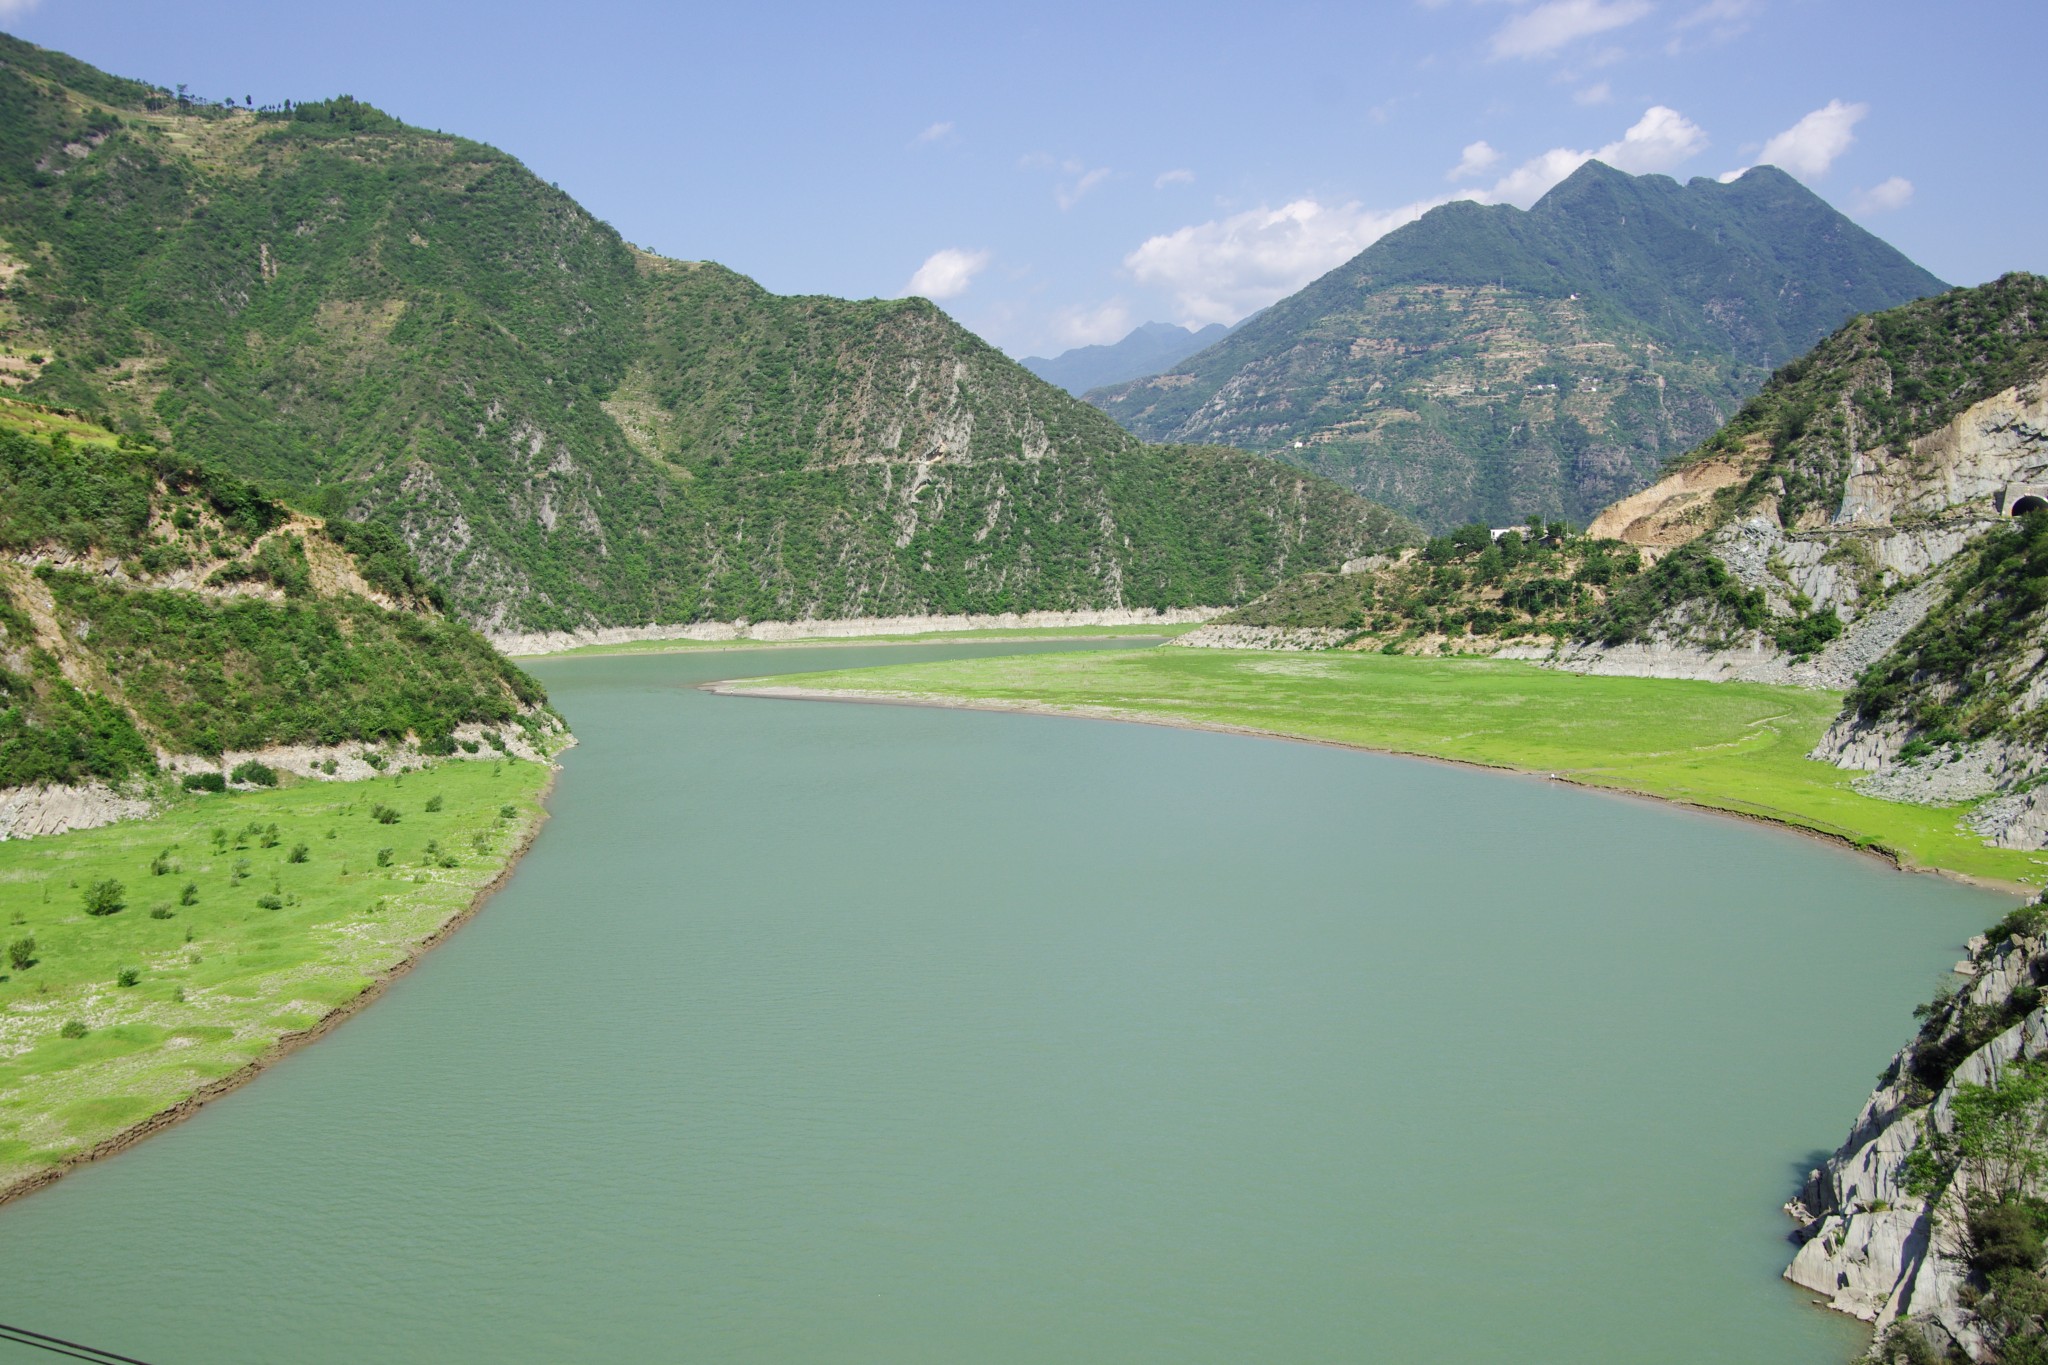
(1089, 161, 1947, 530)
(1021, 321, 1231, 395)
(0, 35, 1416, 636)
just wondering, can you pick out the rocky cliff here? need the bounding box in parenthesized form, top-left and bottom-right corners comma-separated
(1789, 902, 2048, 1361)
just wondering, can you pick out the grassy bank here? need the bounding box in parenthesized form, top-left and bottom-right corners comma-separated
(729, 648, 2046, 890)
(0, 759, 551, 1198)
(519, 620, 1205, 659)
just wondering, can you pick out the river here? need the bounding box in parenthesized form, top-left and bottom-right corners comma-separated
(0, 643, 2002, 1362)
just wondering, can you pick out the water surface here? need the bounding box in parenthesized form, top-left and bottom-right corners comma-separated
(0, 643, 2004, 1362)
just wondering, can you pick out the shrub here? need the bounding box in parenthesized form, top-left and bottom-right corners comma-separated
(255, 894, 284, 910)
(231, 858, 251, 884)
(286, 843, 309, 863)
(181, 771, 226, 793)
(424, 794, 444, 812)
(1992, 905, 2048, 945)
(149, 904, 173, 920)
(59, 1020, 87, 1039)
(230, 759, 279, 787)
(1968, 1196, 2048, 1277)
(149, 849, 177, 876)
(81, 877, 126, 916)
(371, 803, 401, 824)
(375, 847, 393, 867)
(498, 804, 516, 819)
(179, 881, 199, 906)
(8, 935, 35, 970)
(259, 823, 281, 848)
(116, 968, 140, 987)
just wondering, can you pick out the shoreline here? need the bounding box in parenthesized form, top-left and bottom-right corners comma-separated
(495, 608, 1225, 658)
(710, 682, 2034, 900)
(0, 761, 563, 1211)
(523, 628, 1185, 662)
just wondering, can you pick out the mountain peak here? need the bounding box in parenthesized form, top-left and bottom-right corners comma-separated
(1089, 161, 1947, 531)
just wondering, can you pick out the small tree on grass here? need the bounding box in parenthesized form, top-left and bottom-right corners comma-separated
(7, 936, 34, 970)
(82, 878, 126, 916)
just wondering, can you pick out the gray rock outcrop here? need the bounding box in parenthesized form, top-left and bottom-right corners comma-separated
(1788, 926, 2048, 1359)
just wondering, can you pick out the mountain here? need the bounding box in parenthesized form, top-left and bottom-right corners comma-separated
(1021, 321, 1231, 395)
(1088, 160, 1947, 531)
(1184, 273, 2048, 846)
(0, 397, 556, 801)
(0, 36, 1416, 637)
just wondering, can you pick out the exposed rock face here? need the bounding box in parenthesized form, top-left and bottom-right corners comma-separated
(1788, 929, 2048, 1360)
(1584, 456, 1750, 552)
(0, 782, 156, 839)
(1174, 623, 1352, 651)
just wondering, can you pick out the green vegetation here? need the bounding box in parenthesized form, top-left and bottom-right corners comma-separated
(0, 412, 554, 784)
(0, 33, 1414, 633)
(1849, 509, 2048, 746)
(1091, 161, 1945, 530)
(1220, 522, 1644, 651)
(732, 647, 2046, 886)
(0, 759, 548, 1195)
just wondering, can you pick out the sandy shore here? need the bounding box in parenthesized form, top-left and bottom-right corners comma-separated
(710, 682, 2035, 899)
(0, 764, 563, 1210)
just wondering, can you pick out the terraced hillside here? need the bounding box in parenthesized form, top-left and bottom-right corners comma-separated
(1090, 161, 1945, 530)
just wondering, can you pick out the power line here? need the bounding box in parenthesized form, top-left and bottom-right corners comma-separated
(0, 1320, 159, 1365)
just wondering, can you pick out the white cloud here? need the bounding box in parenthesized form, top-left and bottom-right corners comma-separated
(913, 121, 954, 145)
(0, 0, 41, 16)
(903, 248, 992, 302)
(1057, 166, 1112, 211)
(1573, 80, 1612, 105)
(1124, 196, 1451, 326)
(1852, 176, 1914, 214)
(1754, 99, 1866, 179)
(1447, 140, 1502, 181)
(1668, 0, 1759, 49)
(1490, 0, 1651, 59)
(1485, 104, 1709, 205)
(1154, 168, 1196, 188)
(1053, 300, 1136, 348)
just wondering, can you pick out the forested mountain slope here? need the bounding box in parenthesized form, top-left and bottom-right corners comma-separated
(1090, 161, 1945, 530)
(0, 399, 552, 804)
(0, 35, 1415, 635)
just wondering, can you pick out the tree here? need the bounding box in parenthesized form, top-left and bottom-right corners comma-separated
(7, 936, 34, 970)
(82, 878, 126, 917)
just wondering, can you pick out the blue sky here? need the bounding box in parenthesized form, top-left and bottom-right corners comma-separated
(6, 0, 2043, 356)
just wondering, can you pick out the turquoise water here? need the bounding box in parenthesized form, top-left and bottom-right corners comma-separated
(0, 643, 2005, 1362)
